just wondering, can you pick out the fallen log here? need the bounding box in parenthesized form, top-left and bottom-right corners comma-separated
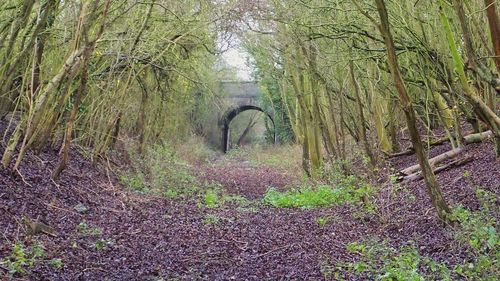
(463, 130, 493, 143)
(387, 137, 446, 159)
(402, 156, 474, 182)
(386, 148, 414, 158)
(387, 131, 492, 159)
(399, 147, 464, 176)
(396, 130, 492, 176)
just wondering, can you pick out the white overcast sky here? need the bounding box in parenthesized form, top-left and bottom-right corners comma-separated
(222, 46, 254, 81)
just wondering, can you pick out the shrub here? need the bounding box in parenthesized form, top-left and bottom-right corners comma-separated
(263, 184, 372, 209)
(119, 144, 200, 198)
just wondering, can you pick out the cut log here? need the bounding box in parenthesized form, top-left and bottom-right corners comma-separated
(386, 138, 445, 158)
(463, 130, 492, 143)
(395, 130, 492, 176)
(402, 156, 473, 182)
(386, 147, 414, 158)
(387, 131, 492, 159)
(428, 136, 451, 146)
(399, 147, 464, 176)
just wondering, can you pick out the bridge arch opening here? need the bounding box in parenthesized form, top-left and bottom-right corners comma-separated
(220, 105, 276, 153)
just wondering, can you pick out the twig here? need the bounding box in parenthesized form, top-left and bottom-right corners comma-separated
(51, 178, 61, 189)
(215, 239, 249, 251)
(33, 154, 48, 165)
(15, 168, 31, 187)
(254, 244, 294, 258)
(2, 227, 11, 244)
(77, 267, 107, 279)
(105, 157, 116, 190)
(44, 202, 82, 217)
(101, 206, 126, 214)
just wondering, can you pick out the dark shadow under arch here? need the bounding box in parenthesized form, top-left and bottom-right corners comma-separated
(220, 105, 276, 153)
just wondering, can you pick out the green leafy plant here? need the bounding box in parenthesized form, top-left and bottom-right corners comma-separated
(49, 258, 63, 269)
(316, 216, 330, 227)
(204, 189, 219, 208)
(200, 186, 253, 209)
(390, 175, 399, 184)
(203, 214, 220, 225)
(342, 239, 456, 280)
(343, 240, 426, 280)
(223, 194, 251, 206)
(94, 238, 115, 251)
(76, 221, 88, 232)
(95, 239, 106, 250)
(377, 247, 423, 281)
(164, 188, 179, 199)
(0, 242, 45, 275)
(77, 221, 102, 236)
(462, 170, 470, 178)
(263, 183, 373, 209)
(119, 172, 147, 192)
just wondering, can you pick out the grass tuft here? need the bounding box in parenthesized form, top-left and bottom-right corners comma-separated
(263, 180, 373, 209)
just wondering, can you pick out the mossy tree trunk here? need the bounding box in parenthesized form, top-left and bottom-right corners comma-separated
(372, 0, 452, 223)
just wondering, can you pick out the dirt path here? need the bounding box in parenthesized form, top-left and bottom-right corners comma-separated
(197, 157, 299, 199)
(0, 151, 368, 280)
(1, 141, 498, 280)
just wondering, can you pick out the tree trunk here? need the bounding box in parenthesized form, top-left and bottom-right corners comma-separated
(485, 0, 500, 73)
(350, 61, 376, 168)
(388, 98, 401, 153)
(440, 0, 500, 157)
(52, 57, 89, 180)
(373, 0, 452, 223)
(400, 147, 464, 176)
(52, 0, 111, 178)
(237, 112, 258, 146)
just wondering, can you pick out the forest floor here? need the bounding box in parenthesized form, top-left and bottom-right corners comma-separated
(0, 128, 499, 280)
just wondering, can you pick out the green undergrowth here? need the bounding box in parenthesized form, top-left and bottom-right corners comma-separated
(118, 144, 257, 210)
(333, 239, 443, 280)
(263, 173, 374, 209)
(450, 188, 499, 280)
(1, 242, 44, 275)
(119, 144, 200, 197)
(316, 215, 339, 227)
(202, 187, 255, 210)
(0, 241, 62, 276)
(322, 188, 499, 280)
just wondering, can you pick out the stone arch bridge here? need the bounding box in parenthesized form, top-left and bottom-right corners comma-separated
(218, 81, 276, 153)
